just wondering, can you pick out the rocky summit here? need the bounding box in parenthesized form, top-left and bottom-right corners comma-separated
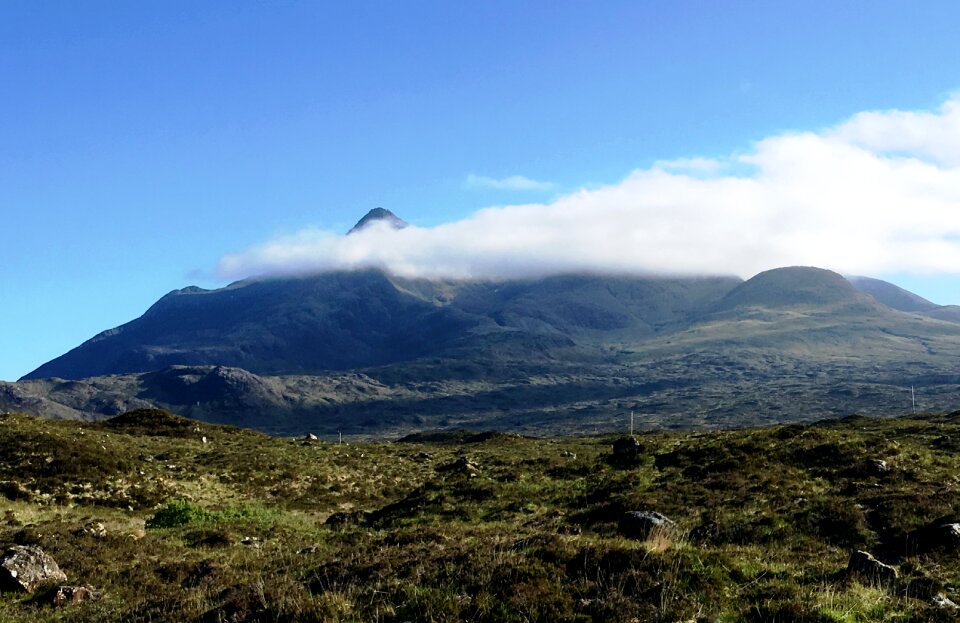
(346, 207, 409, 234)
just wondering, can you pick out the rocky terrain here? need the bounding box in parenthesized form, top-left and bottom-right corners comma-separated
(3, 408, 960, 621)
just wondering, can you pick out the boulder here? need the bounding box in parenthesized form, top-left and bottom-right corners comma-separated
(933, 593, 960, 610)
(618, 511, 676, 540)
(846, 550, 898, 586)
(612, 436, 641, 461)
(910, 521, 960, 554)
(0, 545, 68, 593)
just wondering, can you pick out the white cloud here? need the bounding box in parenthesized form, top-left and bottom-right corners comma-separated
(219, 97, 960, 281)
(464, 173, 556, 191)
(653, 157, 725, 175)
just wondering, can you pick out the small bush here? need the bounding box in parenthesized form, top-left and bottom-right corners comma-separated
(146, 499, 211, 529)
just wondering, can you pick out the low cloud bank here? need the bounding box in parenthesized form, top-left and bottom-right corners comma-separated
(218, 97, 960, 281)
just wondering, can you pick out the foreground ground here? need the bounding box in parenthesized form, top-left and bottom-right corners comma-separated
(2, 408, 960, 622)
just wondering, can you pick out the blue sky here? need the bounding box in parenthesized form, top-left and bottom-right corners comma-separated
(3, 1, 960, 381)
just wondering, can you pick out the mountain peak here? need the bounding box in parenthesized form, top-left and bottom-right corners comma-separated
(347, 208, 409, 235)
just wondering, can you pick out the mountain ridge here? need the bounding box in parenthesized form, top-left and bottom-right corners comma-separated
(10, 263, 960, 436)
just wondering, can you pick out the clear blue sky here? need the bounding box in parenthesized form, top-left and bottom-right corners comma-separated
(2, 1, 960, 381)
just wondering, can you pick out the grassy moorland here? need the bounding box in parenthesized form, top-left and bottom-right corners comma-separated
(3, 408, 960, 622)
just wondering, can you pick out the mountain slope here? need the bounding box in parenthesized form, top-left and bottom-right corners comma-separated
(24, 270, 484, 379)
(847, 275, 939, 313)
(23, 271, 743, 381)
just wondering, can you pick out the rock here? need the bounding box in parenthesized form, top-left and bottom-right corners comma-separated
(618, 511, 677, 540)
(846, 550, 898, 586)
(305, 433, 318, 441)
(868, 459, 889, 474)
(0, 480, 33, 502)
(0, 545, 68, 593)
(612, 436, 642, 464)
(240, 536, 261, 548)
(44, 584, 103, 608)
(910, 521, 960, 554)
(933, 593, 959, 610)
(561, 451, 577, 459)
(436, 457, 480, 475)
(299, 546, 319, 554)
(81, 522, 107, 538)
(325, 510, 370, 527)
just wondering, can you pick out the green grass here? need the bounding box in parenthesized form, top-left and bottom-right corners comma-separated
(3, 408, 960, 621)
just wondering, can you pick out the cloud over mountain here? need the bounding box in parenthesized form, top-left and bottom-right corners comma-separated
(218, 97, 960, 281)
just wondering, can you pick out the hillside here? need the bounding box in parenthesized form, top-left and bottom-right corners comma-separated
(2, 409, 960, 621)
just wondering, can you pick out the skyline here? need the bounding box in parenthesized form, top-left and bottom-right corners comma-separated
(3, 2, 960, 380)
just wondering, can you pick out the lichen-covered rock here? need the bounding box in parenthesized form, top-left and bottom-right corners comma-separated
(0, 545, 68, 593)
(846, 550, 898, 586)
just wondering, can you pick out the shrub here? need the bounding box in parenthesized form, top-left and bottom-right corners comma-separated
(146, 499, 211, 529)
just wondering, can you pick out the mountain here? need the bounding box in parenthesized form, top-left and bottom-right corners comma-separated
(346, 207, 409, 234)
(22, 270, 741, 381)
(11, 259, 960, 436)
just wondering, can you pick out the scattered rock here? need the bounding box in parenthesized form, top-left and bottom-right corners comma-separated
(415, 451, 433, 461)
(846, 550, 898, 586)
(240, 536, 261, 548)
(299, 546, 319, 554)
(80, 522, 107, 538)
(933, 593, 959, 610)
(0, 545, 68, 593)
(38, 584, 103, 608)
(561, 451, 577, 459)
(618, 511, 676, 540)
